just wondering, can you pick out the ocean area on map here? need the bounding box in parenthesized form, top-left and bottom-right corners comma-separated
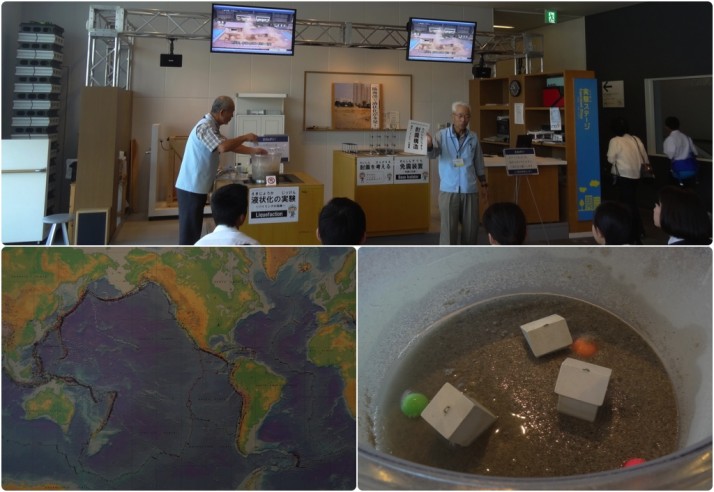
(2, 247, 356, 490)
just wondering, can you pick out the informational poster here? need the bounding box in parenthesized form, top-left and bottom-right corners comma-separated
(394, 155, 429, 184)
(514, 103, 525, 125)
(549, 107, 562, 131)
(404, 120, 430, 154)
(356, 155, 393, 186)
(574, 78, 601, 221)
(503, 148, 538, 176)
(248, 186, 299, 224)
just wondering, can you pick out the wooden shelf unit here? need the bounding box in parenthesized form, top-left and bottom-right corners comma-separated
(75, 87, 133, 243)
(472, 76, 512, 154)
(471, 70, 598, 234)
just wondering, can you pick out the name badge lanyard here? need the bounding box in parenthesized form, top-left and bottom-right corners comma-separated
(450, 128, 468, 166)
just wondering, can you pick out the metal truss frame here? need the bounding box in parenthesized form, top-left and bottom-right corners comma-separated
(86, 5, 543, 88)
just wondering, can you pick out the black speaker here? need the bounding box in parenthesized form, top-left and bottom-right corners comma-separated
(472, 65, 491, 78)
(160, 53, 183, 67)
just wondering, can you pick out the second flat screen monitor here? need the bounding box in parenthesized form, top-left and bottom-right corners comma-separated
(211, 4, 297, 56)
(406, 18, 477, 64)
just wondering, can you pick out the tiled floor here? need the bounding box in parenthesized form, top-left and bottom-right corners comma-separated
(110, 207, 671, 246)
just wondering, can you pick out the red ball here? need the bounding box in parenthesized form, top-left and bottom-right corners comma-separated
(623, 458, 646, 467)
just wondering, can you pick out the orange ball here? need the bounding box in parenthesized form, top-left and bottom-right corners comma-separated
(572, 337, 597, 357)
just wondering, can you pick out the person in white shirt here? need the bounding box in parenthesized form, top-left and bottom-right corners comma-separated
(195, 183, 259, 246)
(663, 116, 698, 186)
(606, 117, 647, 243)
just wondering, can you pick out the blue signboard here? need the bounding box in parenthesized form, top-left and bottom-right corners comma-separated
(574, 78, 601, 221)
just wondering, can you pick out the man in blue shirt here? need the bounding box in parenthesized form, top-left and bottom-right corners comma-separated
(427, 101, 488, 245)
(663, 116, 699, 186)
(175, 96, 267, 245)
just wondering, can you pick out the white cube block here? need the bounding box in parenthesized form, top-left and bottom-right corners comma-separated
(520, 314, 573, 357)
(554, 357, 612, 422)
(421, 382, 497, 446)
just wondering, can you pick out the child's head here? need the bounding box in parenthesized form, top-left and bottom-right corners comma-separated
(482, 202, 527, 245)
(317, 197, 367, 245)
(211, 183, 249, 228)
(592, 201, 633, 245)
(655, 186, 711, 243)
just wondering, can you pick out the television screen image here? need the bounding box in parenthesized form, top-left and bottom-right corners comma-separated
(407, 18, 476, 63)
(211, 4, 297, 56)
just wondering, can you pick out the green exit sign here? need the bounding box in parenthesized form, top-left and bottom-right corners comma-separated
(545, 9, 558, 24)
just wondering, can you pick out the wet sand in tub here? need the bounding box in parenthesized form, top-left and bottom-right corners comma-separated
(374, 294, 678, 477)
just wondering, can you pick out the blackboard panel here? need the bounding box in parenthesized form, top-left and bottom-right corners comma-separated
(75, 209, 109, 245)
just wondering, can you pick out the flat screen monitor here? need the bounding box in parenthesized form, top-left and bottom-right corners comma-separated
(211, 4, 297, 56)
(406, 17, 476, 63)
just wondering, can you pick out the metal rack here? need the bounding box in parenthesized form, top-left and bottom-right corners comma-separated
(85, 5, 544, 88)
(12, 22, 65, 217)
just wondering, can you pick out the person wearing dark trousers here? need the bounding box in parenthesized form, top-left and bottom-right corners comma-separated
(606, 117, 646, 244)
(426, 102, 488, 245)
(175, 95, 266, 245)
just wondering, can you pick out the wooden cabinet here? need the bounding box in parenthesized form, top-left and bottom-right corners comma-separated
(234, 93, 286, 170)
(75, 87, 133, 243)
(471, 70, 599, 234)
(333, 151, 430, 236)
(237, 114, 285, 136)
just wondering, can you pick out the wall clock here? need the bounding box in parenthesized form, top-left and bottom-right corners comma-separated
(509, 79, 521, 97)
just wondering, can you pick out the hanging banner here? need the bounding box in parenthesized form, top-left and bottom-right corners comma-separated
(248, 186, 299, 224)
(370, 84, 381, 129)
(574, 78, 601, 221)
(394, 155, 429, 183)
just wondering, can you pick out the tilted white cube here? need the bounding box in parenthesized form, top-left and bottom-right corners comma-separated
(554, 357, 612, 422)
(421, 382, 497, 446)
(520, 314, 573, 357)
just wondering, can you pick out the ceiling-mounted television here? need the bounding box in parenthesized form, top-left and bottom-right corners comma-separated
(210, 4, 297, 56)
(406, 17, 476, 63)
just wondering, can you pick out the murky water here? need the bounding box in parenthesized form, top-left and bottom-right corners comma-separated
(374, 294, 678, 477)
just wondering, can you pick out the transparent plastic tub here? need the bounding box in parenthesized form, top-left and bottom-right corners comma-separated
(251, 153, 281, 183)
(358, 247, 712, 489)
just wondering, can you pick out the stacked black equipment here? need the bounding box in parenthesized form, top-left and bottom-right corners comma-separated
(12, 22, 65, 216)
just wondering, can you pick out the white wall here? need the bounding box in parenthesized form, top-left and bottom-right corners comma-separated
(493, 18, 586, 77)
(2, 2, 587, 216)
(537, 17, 587, 73)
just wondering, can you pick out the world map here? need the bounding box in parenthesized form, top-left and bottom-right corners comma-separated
(2, 247, 356, 490)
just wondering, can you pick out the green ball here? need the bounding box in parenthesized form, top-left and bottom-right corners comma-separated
(401, 392, 429, 418)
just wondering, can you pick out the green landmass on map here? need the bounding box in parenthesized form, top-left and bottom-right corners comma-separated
(230, 357, 287, 455)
